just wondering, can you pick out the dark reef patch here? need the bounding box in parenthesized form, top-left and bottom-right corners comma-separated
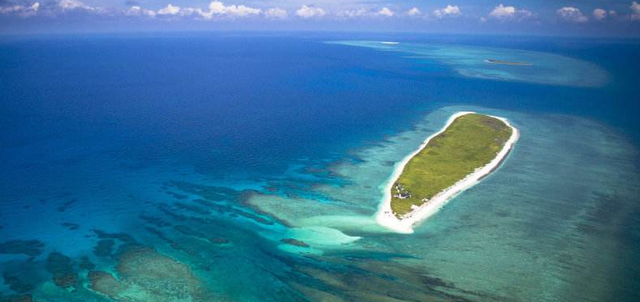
(79, 256, 95, 271)
(93, 230, 136, 243)
(0, 240, 45, 257)
(56, 199, 77, 212)
(209, 237, 230, 245)
(61, 222, 79, 231)
(168, 181, 238, 201)
(2, 272, 34, 293)
(280, 238, 310, 248)
(172, 225, 231, 246)
(173, 202, 210, 215)
(139, 215, 171, 228)
(45, 252, 78, 290)
(166, 191, 189, 200)
(1, 294, 35, 302)
(93, 240, 115, 258)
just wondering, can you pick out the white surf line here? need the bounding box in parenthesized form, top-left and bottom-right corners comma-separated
(376, 111, 520, 234)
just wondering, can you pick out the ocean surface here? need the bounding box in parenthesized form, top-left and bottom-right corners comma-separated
(1, 32, 639, 302)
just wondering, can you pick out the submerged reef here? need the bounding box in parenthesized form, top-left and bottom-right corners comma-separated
(2, 273, 34, 293)
(280, 238, 310, 248)
(0, 294, 35, 302)
(485, 59, 532, 66)
(45, 252, 78, 290)
(0, 240, 44, 257)
(93, 240, 115, 258)
(88, 246, 216, 302)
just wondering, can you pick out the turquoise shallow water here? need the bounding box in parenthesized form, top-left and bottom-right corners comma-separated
(249, 106, 640, 301)
(328, 40, 610, 87)
(0, 34, 639, 301)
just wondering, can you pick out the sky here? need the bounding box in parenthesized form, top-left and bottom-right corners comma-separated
(1, 0, 640, 36)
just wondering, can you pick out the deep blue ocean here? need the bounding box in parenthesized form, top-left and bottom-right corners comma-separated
(1, 33, 639, 302)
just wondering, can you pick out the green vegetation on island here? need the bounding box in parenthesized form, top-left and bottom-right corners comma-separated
(391, 114, 513, 216)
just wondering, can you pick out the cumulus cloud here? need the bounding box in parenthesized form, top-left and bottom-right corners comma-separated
(489, 4, 514, 18)
(11, 0, 640, 27)
(58, 0, 92, 11)
(126, 5, 155, 17)
(407, 7, 420, 16)
(334, 7, 395, 19)
(592, 8, 607, 21)
(2, 0, 111, 17)
(632, 1, 640, 20)
(264, 7, 287, 19)
(206, 1, 260, 17)
(433, 5, 460, 18)
(336, 8, 368, 18)
(295, 5, 324, 19)
(488, 4, 532, 20)
(157, 3, 180, 15)
(376, 7, 393, 17)
(0, 1, 39, 17)
(154, 1, 261, 19)
(557, 7, 588, 23)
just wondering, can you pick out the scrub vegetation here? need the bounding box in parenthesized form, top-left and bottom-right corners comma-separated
(391, 114, 512, 216)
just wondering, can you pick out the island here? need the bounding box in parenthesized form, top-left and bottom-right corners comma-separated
(485, 59, 532, 66)
(376, 112, 519, 233)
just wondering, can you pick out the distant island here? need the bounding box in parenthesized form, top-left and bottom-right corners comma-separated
(377, 112, 519, 233)
(485, 59, 532, 66)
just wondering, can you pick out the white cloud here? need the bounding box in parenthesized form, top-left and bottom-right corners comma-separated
(55, 0, 110, 15)
(207, 1, 260, 17)
(632, 1, 640, 14)
(376, 7, 393, 17)
(488, 4, 532, 21)
(489, 4, 515, 18)
(407, 7, 421, 16)
(433, 5, 460, 18)
(58, 0, 92, 11)
(265, 7, 287, 19)
(126, 5, 155, 17)
(154, 1, 261, 19)
(334, 7, 395, 19)
(557, 7, 588, 23)
(632, 2, 640, 20)
(593, 8, 607, 21)
(3, 0, 111, 17)
(0, 2, 39, 17)
(157, 4, 181, 15)
(296, 5, 325, 19)
(336, 8, 368, 18)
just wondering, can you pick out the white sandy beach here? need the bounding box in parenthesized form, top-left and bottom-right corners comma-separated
(376, 111, 520, 234)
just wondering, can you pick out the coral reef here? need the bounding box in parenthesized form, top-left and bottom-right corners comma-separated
(45, 252, 78, 290)
(280, 238, 310, 248)
(0, 240, 44, 257)
(88, 246, 215, 302)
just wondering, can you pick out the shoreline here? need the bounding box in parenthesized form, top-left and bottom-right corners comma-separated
(375, 111, 520, 234)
